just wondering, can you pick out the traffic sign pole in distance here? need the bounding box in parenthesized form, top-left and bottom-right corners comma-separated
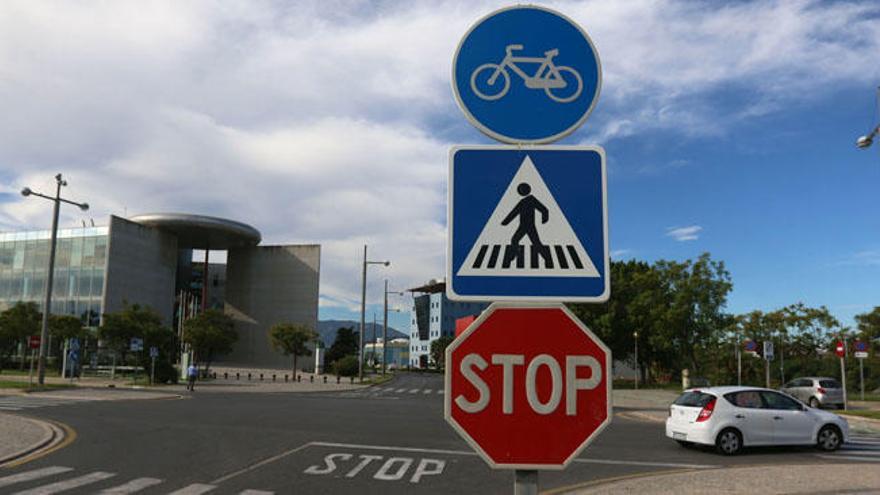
(447, 146, 609, 302)
(452, 5, 602, 144)
(445, 303, 612, 470)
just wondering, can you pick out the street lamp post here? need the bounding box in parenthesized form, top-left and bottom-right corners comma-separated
(359, 245, 389, 382)
(383, 279, 404, 376)
(21, 174, 89, 386)
(633, 331, 639, 390)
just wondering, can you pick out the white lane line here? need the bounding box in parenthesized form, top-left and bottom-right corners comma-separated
(13, 471, 116, 495)
(239, 490, 274, 495)
(423, 389, 432, 394)
(210, 443, 312, 484)
(394, 388, 406, 393)
(308, 442, 715, 469)
(0, 467, 74, 489)
(408, 389, 419, 394)
(816, 454, 880, 462)
(98, 477, 163, 493)
(165, 484, 216, 495)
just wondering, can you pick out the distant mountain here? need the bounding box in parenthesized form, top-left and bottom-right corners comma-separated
(317, 320, 407, 347)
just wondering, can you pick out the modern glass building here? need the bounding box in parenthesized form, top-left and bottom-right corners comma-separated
(0, 213, 321, 369)
(0, 227, 108, 326)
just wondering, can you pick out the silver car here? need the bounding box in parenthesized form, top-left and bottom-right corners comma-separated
(781, 377, 844, 409)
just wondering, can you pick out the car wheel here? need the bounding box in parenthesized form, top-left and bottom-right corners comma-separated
(675, 440, 692, 448)
(809, 397, 820, 409)
(715, 428, 743, 456)
(817, 425, 842, 452)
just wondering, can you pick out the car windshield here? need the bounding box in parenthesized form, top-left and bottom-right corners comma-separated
(819, 379, 841, 388)
(673, 391, 715, 407)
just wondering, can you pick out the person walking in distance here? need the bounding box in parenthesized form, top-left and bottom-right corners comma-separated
(501, 182, 549, 248)
(187, 363, 198, 391)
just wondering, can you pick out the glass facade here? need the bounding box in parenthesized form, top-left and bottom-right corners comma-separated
(0, 227, 108, 326)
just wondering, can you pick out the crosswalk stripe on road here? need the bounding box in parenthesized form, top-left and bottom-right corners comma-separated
(13, 471, 116, 495)
(0, 466, 277, 494)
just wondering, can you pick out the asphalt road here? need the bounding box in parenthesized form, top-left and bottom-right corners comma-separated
(2, 373, 878, 494)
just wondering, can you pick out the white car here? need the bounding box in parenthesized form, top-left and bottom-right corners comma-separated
(665, 386, 848, 455)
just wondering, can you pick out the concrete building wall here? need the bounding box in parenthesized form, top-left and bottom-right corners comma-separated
(223, 244, 320, 369)
(103, 215, 178, 324)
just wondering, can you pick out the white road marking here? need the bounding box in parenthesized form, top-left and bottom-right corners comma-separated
(166, 484, 216, 494)
(210, 443, 312, 484)
(13, 471, 116, 495)
(395, 388, 406, 393)
(239, 490, 274, 495)
(0, 467, 73, 489)
(98, 477, 163, 493)
(408, 389, 419, 394)
(308, 442, 715, 469)
(423, 389, 432, 394)
(438, 390, 445, 395)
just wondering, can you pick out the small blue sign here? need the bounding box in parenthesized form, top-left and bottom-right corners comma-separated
(452, 6, 601, 144)
(130, 337, 144, 352)
(68, 349, 79, 363)
(69, 337, 80, 351)
(447, 146, 608, 301)
(854, 341, 868, 352)
(150, 346, 159, 358)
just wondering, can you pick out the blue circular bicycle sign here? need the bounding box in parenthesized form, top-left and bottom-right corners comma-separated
(452, 6, 602, 144)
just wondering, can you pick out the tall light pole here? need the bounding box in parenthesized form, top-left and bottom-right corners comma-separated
(359, 245, 389, 382)
(633, 331, 639, 390)
(383, 279, 404, 376)
(21, 174, 89, 386)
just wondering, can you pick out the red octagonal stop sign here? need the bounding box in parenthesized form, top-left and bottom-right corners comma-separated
(444, 303, 611, 470)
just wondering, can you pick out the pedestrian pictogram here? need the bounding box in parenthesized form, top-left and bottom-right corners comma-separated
(458, 156, 598, 278)
(448, 146, 608, 301)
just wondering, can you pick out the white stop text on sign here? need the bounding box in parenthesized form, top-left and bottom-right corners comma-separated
(304, 453, 446, 483)
(455, 353, 601, 415)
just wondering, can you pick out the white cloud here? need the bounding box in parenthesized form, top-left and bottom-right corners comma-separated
(610, 249, 633, 259)
(666, 225, 702, 242)
(1, 0, 878, 313)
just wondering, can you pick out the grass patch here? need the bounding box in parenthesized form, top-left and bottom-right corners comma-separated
(0, 380, 75, 391)
(0, 369, 32, 377)
(362, 374, 394, 386)
(839, 410, 880, 421)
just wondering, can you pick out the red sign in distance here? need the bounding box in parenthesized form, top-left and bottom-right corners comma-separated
(28, 335, 40, 350)
(445, 303, 611, 470)
(835, 341, 846, 358)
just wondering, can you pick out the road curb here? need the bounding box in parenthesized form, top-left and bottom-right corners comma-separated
(0, 415, 67, 468)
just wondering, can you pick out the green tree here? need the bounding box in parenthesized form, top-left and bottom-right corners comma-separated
(0, 302, 41, 370)
(855, 307, 880, 342)
(429, 335, 454, 370)
(332, 355, 359, 377)
(182, 309, 238, 374)
(50, 315, 87, 341)
(326, 326, 358, 366)
(100, 303, 174, 381)
(269, 323, 318, 374)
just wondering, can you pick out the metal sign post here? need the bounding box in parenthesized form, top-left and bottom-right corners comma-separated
(149, 347, 159, 385)
(836, 340, 847, 410)
(449, 6, 606, 493)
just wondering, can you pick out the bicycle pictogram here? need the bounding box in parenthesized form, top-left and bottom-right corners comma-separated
(470, 44, 584, 103)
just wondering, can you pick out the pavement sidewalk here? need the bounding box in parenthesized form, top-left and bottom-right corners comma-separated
(0, 412, 60, 466)
(569, 463, 880, 494)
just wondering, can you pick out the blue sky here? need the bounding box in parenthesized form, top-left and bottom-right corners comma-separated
(1, 0, 879, 332)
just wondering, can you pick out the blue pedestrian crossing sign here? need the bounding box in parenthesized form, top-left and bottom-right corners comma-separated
(447, 146, 609, 302)
(452, 5, 602, 144)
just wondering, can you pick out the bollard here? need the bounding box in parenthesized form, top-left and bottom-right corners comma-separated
(248, 373, 252, 381)
(260, 373, 264, 381)
(336, 376, 340, 384)
(224, 372, 228, 380)
(212, 372, 217, 379)
(350, 376, 354, 384)
(273, 374, 276, 382)
(310, 375, 314, 383)
(285, 374, 289, 382)
(297, 375, 302, 383)
(323, 376, 327, 383)
(236, 372, 240, 380)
